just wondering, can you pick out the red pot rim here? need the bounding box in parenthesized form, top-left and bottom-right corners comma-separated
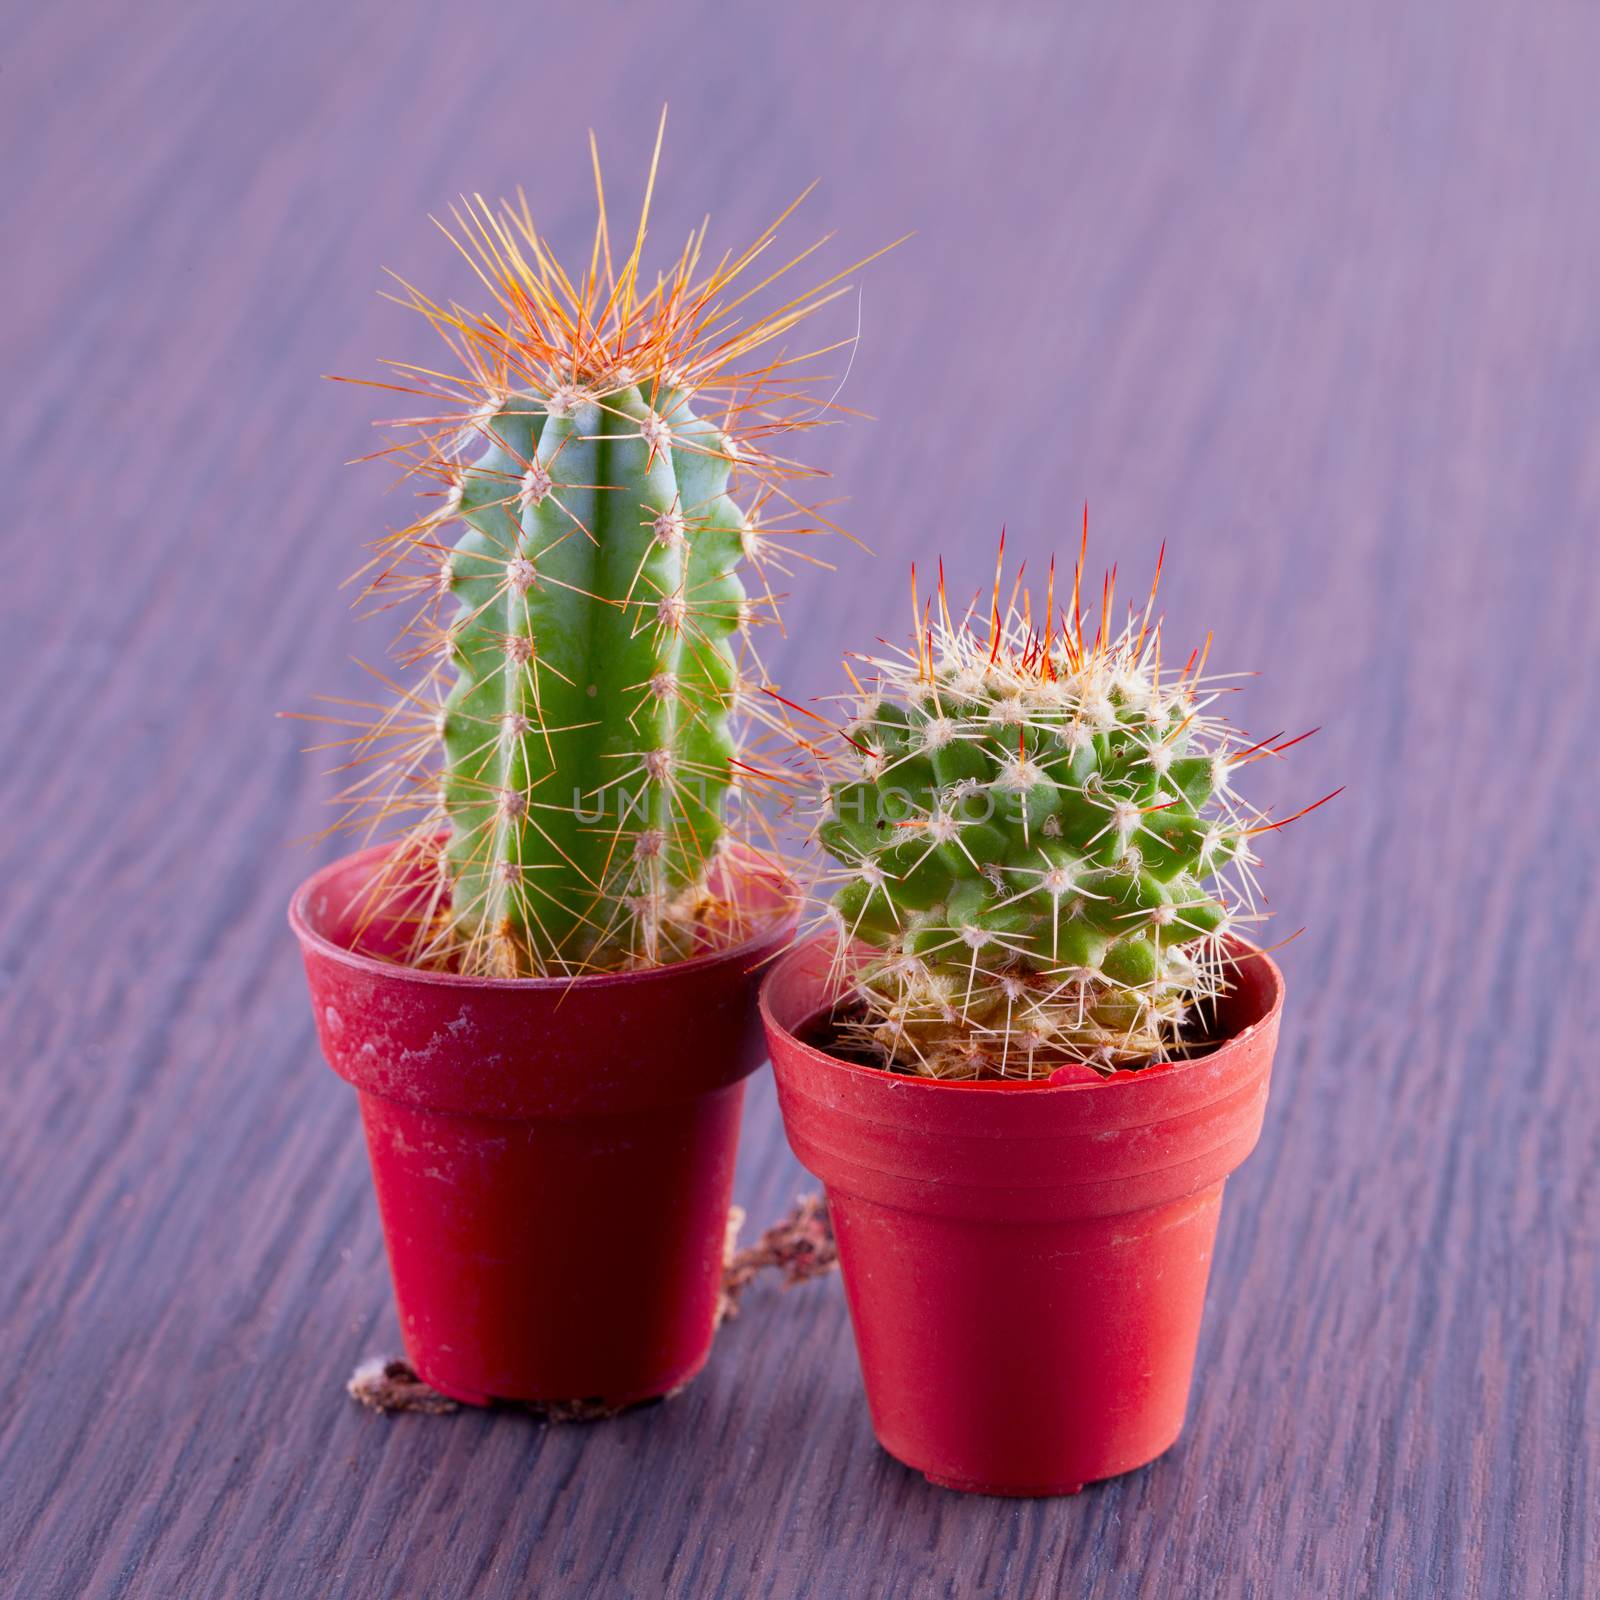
(762, 933, 1285, 1217)
(289, 836, 800, 993)
(293, 838, 801, 1120)
(759, 932, 1284, 1096)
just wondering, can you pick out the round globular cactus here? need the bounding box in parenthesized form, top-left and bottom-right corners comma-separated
(806, 533, 1331, 1080)
(311, 118, 896, 977)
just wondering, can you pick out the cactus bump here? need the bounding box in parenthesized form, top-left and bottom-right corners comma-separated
(314, 118, 896, 977)
(805, 529, 1334, 1079)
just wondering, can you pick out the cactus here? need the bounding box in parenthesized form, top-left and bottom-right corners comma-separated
(313, 119, 896, 977)
(431, 380, 754, 973)
(806, 531, 1332, 1079)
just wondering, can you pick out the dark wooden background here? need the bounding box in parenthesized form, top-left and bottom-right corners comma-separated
(4, 1, 1595, 1595)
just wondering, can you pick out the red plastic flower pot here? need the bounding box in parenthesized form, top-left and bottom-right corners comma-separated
(760, 935, 1285, 1496)
(290, 840, 797, 1408)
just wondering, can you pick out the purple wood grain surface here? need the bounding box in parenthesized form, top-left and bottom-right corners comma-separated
(3, 2, 1596, 1595)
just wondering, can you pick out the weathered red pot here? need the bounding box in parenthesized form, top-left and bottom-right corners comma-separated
(761, 936, 1285, 1495)
(290, 840, 796, 1408)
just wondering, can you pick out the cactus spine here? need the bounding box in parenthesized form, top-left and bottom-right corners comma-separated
(810, 535, 1324, 1080)
(322, 121, 889, 977)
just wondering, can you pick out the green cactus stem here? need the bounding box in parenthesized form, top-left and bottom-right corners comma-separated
(315, 121, 897, 977)
(439, 381, 749, 973)
(810, 536, 1327, 1079)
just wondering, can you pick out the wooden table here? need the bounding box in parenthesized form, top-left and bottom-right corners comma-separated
(5, 2, 1594, 1594)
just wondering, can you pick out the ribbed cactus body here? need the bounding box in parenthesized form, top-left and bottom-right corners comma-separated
(325, 163, 888, 979)
(814, 562, 1259, 1079)
(441, 383, 746, 973)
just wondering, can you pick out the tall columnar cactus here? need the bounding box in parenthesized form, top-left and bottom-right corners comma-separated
(438, 381, 750, 973)
(808, 534, 1331, 1079)
(317, 120, 894, 977)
